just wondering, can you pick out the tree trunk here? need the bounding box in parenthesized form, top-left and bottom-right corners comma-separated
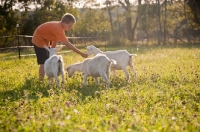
(131, 0, 142, 41)
(145, 29, 149, 44)
(156, 0, 162, 45)
(126, 16, 133, 41)
(126, 3, 133, 41)
(118, 0, 133, 41)
(107, 5, 114, 36)
(164, 0, 167, 45)
(116, 7, 122, 37)
(184, 0, 190, 43)
(132, 15, 139, 41)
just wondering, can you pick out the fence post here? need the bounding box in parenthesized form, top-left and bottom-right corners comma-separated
(16, 24, 21, 59)
(104, 30, 107, 51)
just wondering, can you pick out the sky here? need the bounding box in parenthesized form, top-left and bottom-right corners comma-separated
(13, 0, 138, 11)
(97, 0, 137, 5)
(77, 0, 138, 8)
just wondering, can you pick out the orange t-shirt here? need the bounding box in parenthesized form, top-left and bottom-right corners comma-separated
(32, 21, 67, 48)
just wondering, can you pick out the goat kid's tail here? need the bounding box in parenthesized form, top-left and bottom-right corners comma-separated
(57, 56, 63, 63)
(109, 59, 117, 65)
(58, 59, 61, 63)
(130, 54, 137, 57)
(57, 56, 64, 72)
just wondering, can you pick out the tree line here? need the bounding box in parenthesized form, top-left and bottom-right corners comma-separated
(0, 0, 200, 48)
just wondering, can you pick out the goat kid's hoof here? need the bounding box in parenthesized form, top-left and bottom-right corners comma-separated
(126, 80, 131, 84)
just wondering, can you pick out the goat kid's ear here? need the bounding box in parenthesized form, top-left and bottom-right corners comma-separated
(44, 45, 50, 51)
(56, 46, 63, 52)
(86, 46, 91, 50)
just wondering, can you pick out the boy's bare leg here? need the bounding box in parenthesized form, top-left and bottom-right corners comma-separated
(39, 64, 45, 81)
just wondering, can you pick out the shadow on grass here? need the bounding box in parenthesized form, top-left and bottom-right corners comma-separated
(0, 77, 105, 104)
(0, 78, 57, 105)
(65, 77, 106, 100)
(65, 76, 130, 101)
(0, 74, 133, 105)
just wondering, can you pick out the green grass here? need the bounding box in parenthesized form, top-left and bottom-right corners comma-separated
(0, 44, 200, 131)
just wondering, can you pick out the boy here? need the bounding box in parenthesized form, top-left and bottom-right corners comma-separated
(32, 13, 88, 80)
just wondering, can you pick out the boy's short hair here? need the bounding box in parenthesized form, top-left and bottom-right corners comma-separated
(61, 13, 76, 24)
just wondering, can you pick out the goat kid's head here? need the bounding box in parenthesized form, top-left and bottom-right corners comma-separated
(86, 45, 96, 55)
(44, 45, 63, 57)
(65, 66, 75, 78)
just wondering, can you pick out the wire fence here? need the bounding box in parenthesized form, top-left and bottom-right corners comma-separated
(0, 35, 107, 59)
(0, 35, 107, 48)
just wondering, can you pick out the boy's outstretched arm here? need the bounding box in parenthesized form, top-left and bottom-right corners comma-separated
(63, 40, 88, 58)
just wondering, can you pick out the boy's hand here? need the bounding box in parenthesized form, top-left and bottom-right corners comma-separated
(81, 53, 88, 58)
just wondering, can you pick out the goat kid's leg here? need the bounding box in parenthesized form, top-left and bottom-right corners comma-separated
(55, 77, 60, 87)
(60, 63, 65, 85)
(48, 77, 51, 86)
(112, 70, 117, 78)
(122, 68, 130, 83)
(129, 64, 137, 78)
(106, 69, 110, 82)
(100, 73, 110, 88)
(95, 77, 99, 85)
(53, 72, 60, 88)
(82, 73, 88, 86)
(61, 71, 65, 85)
(52, 65, 61, 87)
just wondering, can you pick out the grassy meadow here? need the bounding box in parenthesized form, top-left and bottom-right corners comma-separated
(0, 44, 200, 131)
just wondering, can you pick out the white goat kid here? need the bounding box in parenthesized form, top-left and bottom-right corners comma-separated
(66, 54, 116, 88)
(44, 45, 65, 87)
(66, 62, 82, 78)
(86, 45, 137, 82)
